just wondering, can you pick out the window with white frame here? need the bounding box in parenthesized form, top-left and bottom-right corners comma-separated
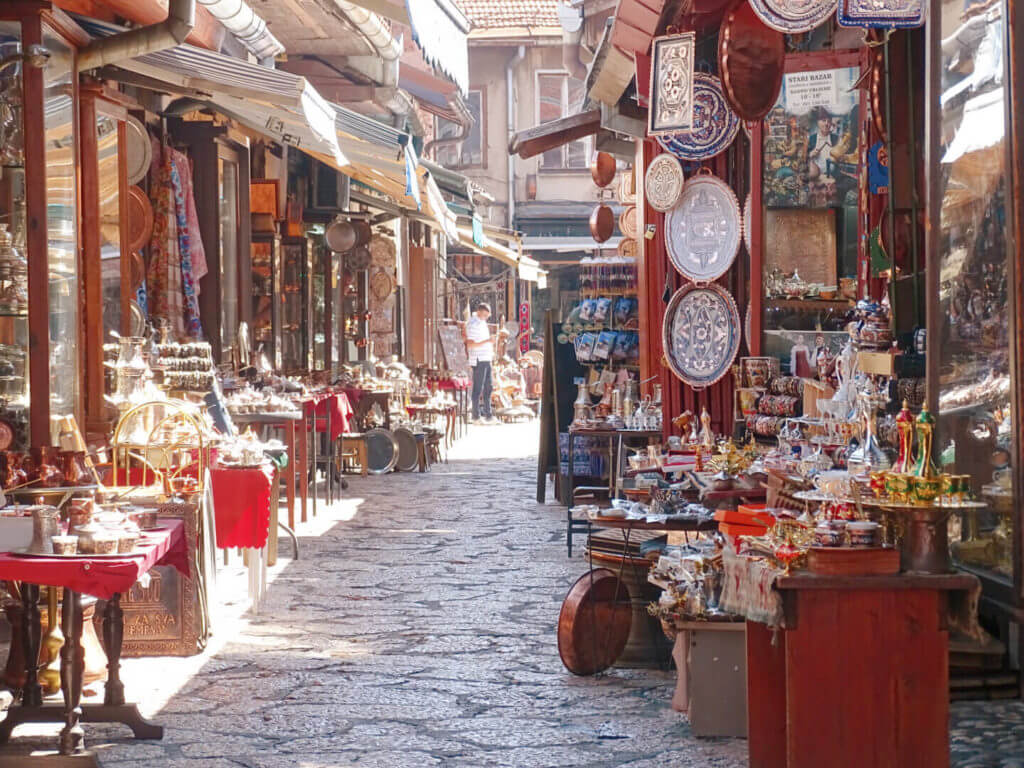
(435, 89, 485, 169)
(536, 71, 588, 170)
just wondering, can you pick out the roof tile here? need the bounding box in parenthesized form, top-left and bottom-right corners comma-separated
(457, 0, 561, 29)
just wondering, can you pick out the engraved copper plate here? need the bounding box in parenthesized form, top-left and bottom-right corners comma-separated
(838, 0, 924, 28)
(647, 31, 696, 137)
(645, 154, 685, 212)
(665, 174, 742, 283)
(656, 74, 740, 161)
(719, 0, 785, 122)
(764, 208, 837, 287)
(663, 283, 742, 388)
(619, 206, 639, 239)
(618, 237, 637, 259)
(749, 0, 837, 33)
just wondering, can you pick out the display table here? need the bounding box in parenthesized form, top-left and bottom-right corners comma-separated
(343, 388, 392, 432)
(209, 463, 275, 550)
(744, 572, 979, 768)
(0, 520, 188, 755)
(232, 411, 304, 528)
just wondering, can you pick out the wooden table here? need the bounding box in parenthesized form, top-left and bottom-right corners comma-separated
(746, 572, 978, 768)
(232, 412, 305, 529)
(0, 521, 188, 756)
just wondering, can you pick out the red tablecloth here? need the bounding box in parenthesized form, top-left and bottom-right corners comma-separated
(438, 376, 471, 391)
(0, 519, 188, 600)
(210, 462, 275, 549)
(303, 392, 352, 440)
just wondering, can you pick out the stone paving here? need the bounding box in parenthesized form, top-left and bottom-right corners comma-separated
(1, 420, 1023, 766)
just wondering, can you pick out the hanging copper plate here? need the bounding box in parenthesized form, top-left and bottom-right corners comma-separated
(719, 0, 785, 122)
(748, 0, 837, 34)
(326, 219, 357, 253)
(656, 74, 741, 161)
(127, 185, 153, 253)
(665, 173, 742, 283)
(557, 569, 632, 676)
(129, 251, 146, 291)
(619, 206, 639, 240)
(352, 220, 372, 247)
(590, 204, 615, 243)
(345, 246, 371, 271)
(590, 151, 617, 188)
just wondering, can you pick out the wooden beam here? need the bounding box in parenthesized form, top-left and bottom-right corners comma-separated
(509, 109, 602, 159)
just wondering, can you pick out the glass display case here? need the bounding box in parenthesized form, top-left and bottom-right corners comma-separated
(280, 236, 313, 372)
(0, 12, 83, 447)
(932, 0, 1019, 600)
(251, 233, 281, 369)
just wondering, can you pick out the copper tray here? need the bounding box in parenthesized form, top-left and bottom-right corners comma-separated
(619, 206, 638, 240)
(590, 151, 616, 188)
(127, 185, 153, 253)
(719, 0, 785, 122)
(590, 204, 615, 243)
(558, 569, 632, 676)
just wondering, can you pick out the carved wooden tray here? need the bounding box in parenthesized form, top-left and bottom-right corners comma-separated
(644, 154, 685, 213)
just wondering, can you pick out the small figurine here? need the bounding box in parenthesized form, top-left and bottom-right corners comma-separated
(699, 406, 714, 450)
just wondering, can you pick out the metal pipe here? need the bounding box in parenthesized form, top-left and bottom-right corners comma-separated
(78, 0, 195, 72)
(197, 0, 285, 62)
(424, 95, 474, 158)
(334, 0, 401, 65)
(507, 45, 526, 230)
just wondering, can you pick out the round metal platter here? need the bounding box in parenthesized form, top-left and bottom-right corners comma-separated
(124, 115, 152, 186)
(665, 174, 742, 283)
(662, 283, 742, 388)
(644, 154, 685, 212)
(364, 428, 399, 474)
(719, 0, 786, 122)
(656, 74, 740, 162)
(618, 206, 638, 240)
(743, 192, 752, 254)
(393, 427, 420, 472)
(749, 0, 837, 33)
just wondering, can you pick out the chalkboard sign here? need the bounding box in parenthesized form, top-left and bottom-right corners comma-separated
(437, 323, 470, 376)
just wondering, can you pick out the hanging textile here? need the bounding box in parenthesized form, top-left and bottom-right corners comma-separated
(169, 152, 203, 337)
(147, 151, 186, 336)
(170, 148, 208, 291)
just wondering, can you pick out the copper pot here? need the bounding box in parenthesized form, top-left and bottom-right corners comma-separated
(590, 151, 616, 188)
(325, 219, 357, 253)
(352, 219, 372, 246)
(590, 204, 615, 243)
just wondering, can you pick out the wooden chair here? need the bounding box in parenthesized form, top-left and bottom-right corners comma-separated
(340, 433, 368, 477)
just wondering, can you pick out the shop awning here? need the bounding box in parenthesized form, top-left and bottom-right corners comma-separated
(403, 0, 470, 96)
(942, 88, 1004, 165)
(454, 226, 518, 267)
(518, 255, 548, 285)
(79, 18, 345, 166)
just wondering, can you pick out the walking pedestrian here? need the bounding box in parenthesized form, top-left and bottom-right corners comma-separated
(464, 303, 495, 423)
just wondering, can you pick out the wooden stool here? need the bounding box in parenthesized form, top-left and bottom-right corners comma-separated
(340, 433, 368, 477)
(426, 432, 443, 465)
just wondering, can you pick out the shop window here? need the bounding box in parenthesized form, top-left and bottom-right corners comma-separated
(537, 72, 588, 170)
(435, 89, 485, 169)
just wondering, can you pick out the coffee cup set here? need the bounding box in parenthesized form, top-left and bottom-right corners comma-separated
(869, 469, 972, 506)
(813, 518, 881, 549)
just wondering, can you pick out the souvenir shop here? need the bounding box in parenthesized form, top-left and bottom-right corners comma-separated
(0, 2, 503, 758)
(545, 0, 1024, 764)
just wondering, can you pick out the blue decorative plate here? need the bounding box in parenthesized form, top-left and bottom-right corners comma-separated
(749, 0, 836, 33)
(656, 74, 740, 162)
(662, 283, 741, 389)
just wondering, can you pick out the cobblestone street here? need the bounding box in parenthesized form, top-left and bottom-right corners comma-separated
(3, 421, 1023, 766)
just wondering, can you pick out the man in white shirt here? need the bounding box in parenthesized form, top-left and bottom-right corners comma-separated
(464, 303, 494, 422)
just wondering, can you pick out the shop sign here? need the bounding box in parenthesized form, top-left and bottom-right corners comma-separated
(519, 302, 531, 354)
(762, 66, 860, 208)
(647, 31, 696, 137)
